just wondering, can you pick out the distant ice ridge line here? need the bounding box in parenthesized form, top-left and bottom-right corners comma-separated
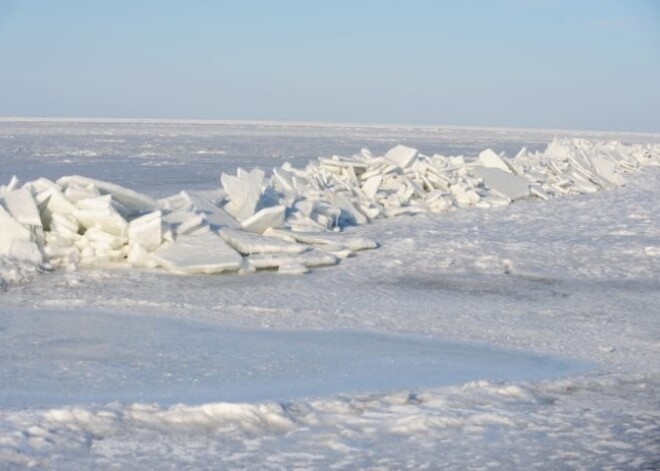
(0, 138, 658, 283)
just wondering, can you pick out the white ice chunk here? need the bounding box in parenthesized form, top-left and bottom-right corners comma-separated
(221, 168, 265, 222)
(184, 191, 239, 229)
(361, 175, 382, 200)
(0, 205, 42, 264)
(331, 193, 368, 225)
(50, 213, 80, 238)
(477, 149, 512, 173)
(158, 191, 194, 212)
(272, 167, 295, 193)
(240, 205, 286, 234)
(1, 189, 43, 241)
(45, 232, 75, 248)
(591, 155, 624, 186)
(84, 226, 127, 249)
(44, 244, 80, 264)
(75, 194, 113, 211)
(57, 175, 158, 216)
(128, 210, 162, 252)
(530, 186, 549, 200)
(64, 183, 101, 204)
(73, 201, 129, 238)
(0, 175, 20, 193)
(385, 145, 418, 168)
(151, 232, 243, 274)
(450, 184, 472, 207)
(163, 208, 206, 238)
(127, 242, 157, 268)
(472, 167, 530, 201)
(246, 250, 338, 270)
(38, 187, 78, 230)
(21, 177, 58, 197)
(220, 228, 307, 255)
(265, 228, 378, 251)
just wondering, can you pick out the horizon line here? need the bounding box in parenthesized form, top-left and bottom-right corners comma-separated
(0, 115, 658, 137)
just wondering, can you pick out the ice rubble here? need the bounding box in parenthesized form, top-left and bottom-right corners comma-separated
(0, 138, 658, 279)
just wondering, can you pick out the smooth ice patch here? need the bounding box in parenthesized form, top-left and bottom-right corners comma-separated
(0, 309, 590, 407)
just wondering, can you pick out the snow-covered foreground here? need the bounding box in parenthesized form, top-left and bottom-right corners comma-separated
(1, 119, 660, 469)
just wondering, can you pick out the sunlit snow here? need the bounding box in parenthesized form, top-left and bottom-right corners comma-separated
(1, 119, 659, 470)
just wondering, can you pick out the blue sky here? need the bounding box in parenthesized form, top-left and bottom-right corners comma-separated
(0, 0, 658, 132)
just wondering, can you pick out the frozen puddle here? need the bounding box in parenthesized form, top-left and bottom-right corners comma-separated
(1, 309, 589, 408)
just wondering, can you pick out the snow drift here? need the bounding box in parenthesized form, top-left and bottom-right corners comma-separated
(0, 138, 658, 283)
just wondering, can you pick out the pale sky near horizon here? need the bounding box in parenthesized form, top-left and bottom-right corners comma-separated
(0, 0, 658, 132)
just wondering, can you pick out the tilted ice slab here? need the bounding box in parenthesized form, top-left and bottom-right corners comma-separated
(0, 138, 659, 281)
(472, 167, 531, 201)
(150, 231, 244, 275)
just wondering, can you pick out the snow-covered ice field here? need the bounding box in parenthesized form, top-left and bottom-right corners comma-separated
(1, 118, 660, 469)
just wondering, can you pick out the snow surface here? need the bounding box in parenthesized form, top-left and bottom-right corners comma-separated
(1, 118, 660, 469)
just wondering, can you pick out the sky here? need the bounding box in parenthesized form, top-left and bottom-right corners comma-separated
(0, 0, 658, 132)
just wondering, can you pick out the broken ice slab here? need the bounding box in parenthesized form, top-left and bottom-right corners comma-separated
(45, 232, 75, 249)
(159, 190, 238, 230)
(43, 244, 80, 265)
(272, 167, 295, 193)
(385, 145, 418, 168)
(477, 149, 514, 173)
(63, 182, 101, 204)
(151, 232, 243, 274)
(567, 170, 601, 193)
(264, 228, 378, 251)
(49, 213, 80, 240)
(0, 205, 42, 264)
(0, 189, 43, 238)
(128, 210, 162, 252)
(361, 175, 383, 200)
(183, 191, 240, 229)
(0, 175, 20, 193)
(284, 214, 328, 233)
(330, 193, 368, 225)
(590, 155, 625, 186)
(127, 241, 157, 268)
(158, 191, 195, 212)
(35, 187, 78, 230)
(73, 201, 129, 238)
(472, 167, 531, 201)
(425, 193, 452, 212)
(219, 228, 307, 255)
(568, 158, 608, 189)
(449, 155, 465, 169)
(450, 183, 473, 207)
(74, 194, 115, 212)
(529, 186, 549, 201)
(319, 157, 369, 170)
(221, 168, 265, 222)
(240, 205, 286, 234)
(162, 207, 206, 238)
(57, 175, 158, 217)
(83, 226, 127, 250)
(246, 250, 339, 270)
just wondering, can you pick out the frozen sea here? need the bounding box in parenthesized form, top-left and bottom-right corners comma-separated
(1, 118, 660, 470)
